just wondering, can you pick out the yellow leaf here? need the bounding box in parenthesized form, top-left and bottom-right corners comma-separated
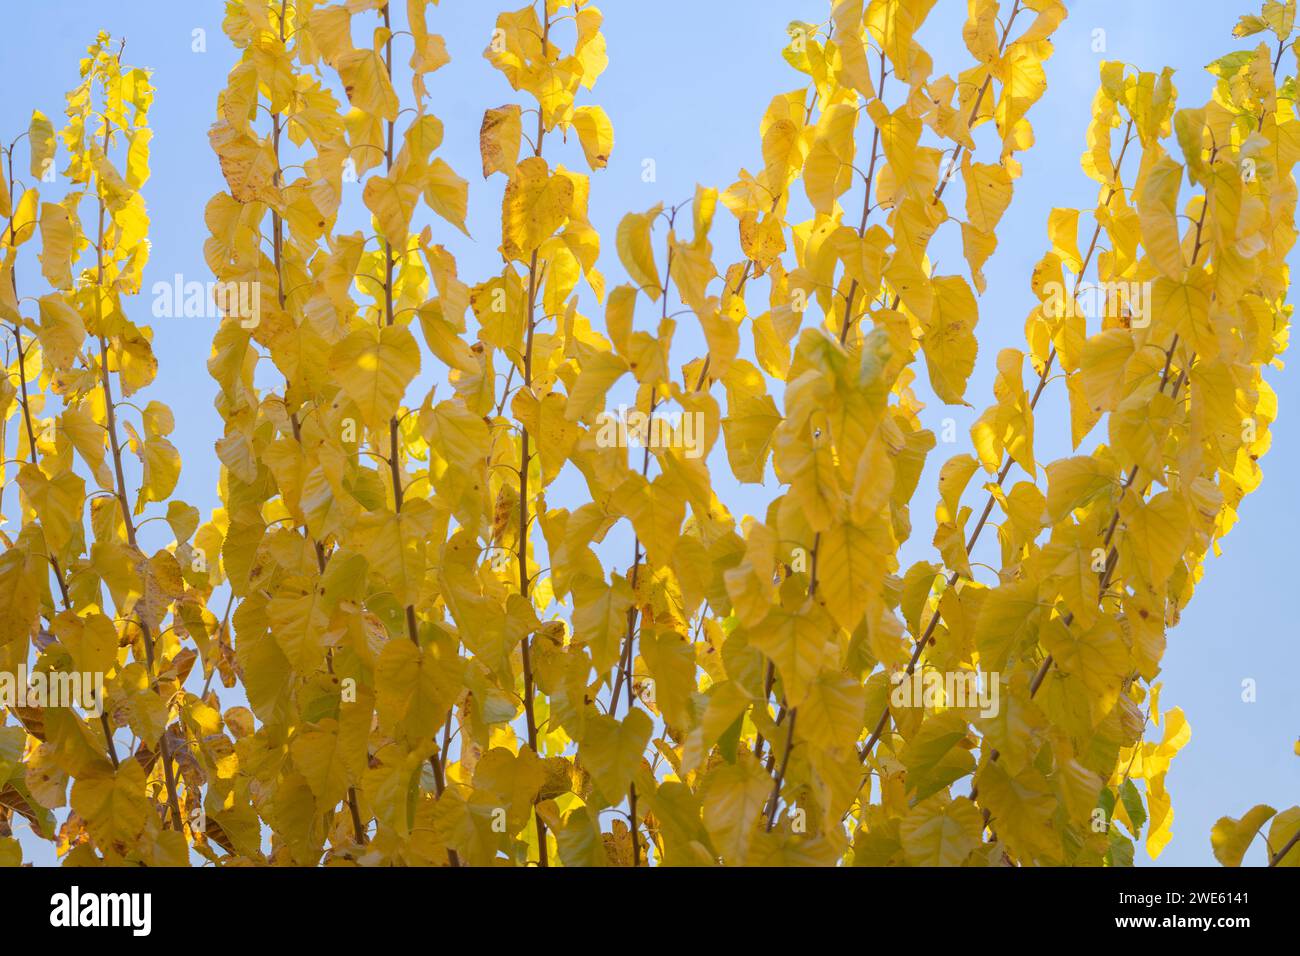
(268, 576, 330, 673)
(1040, 617, 1128, 720)
(961, 222, 997, 293)
(579, 709, 651, 803)
(208, 120, 278, 204)
(328, 323, 420, 429)
(937, 453, 978, 517)
(995, 45, 1048, 168)
(480, 104, 522, 177)
(53, 611, 118, 676)
(337, 36, 400, 121)
(7, 188, 39, 247)
(1268, 807, 1300, 867)
(796, 671, 867, 751)
(1146, 776, 1174, 860)
(973, 579, 1039, 671)
(571, 104, 614, 170)
(291, 718, 367, 809)
(616, 204, 663, 300)
(502, 156, 574, 261)
(748, 603, 834, 705)
(28, 110, 55, 179)
(1136, 156, 1185, 280)
(900, 795, 983, 866)
(1046, 208, 1082, 273)
(126, 127, 152, 189)
(1211, 804, 1276, 866)
(423, 158, 470, 235)
(36, 293, 85, 370)
(701, 756, 769, 863)
(70, 759, 151, 851)
(375, 639, 459, 741)
(963, 0, 1000, 64)
(761, 116, 804, 192)
(565, 349, 626, 421)
(611, 472, 684, 567)
(920, 275, 979, 405)
(425, 399, 490, 464)
(17, 464, 84, 557)
(572, 575, 632, 674)
(977, 760, 1058, 862)
(363, 172, 420, 248)
(1119, 490, 1190, 591)
(964, 158, 1013, 234)
(355, 497, 436, 607)
(137, 437, 181, 513)
(37, 203, 75, 289)
(639, 628, 699, 730)
(1045, 455, 1115, 524)
(1109, 388, 1174, 481)
(1078, 328, 1135, 415)
(816, 519, 886, 633)
(722, 393, 781, 483)
(804, 103, 857, 214)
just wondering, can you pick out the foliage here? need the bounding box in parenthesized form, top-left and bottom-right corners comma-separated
(1, 0, 1297, 868)
(1, 33, 216, 866)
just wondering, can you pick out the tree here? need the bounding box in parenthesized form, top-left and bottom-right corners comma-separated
(1, 33, 217, 866)
(1, 0, 1296, 868)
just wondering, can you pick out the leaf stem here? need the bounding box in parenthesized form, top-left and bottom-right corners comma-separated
(92, 95, 183, 830)
(512, 6, 553, 867)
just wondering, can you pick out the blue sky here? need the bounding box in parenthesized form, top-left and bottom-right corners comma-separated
(2, 0, 1296, 866)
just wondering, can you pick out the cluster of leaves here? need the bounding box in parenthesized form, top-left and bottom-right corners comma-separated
(0, 0, 1296, 867)
(1, 33, 221, 865)
(1207, 4, 1300, 869)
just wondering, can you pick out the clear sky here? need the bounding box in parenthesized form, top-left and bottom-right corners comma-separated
(2, 0, 1296, 866)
